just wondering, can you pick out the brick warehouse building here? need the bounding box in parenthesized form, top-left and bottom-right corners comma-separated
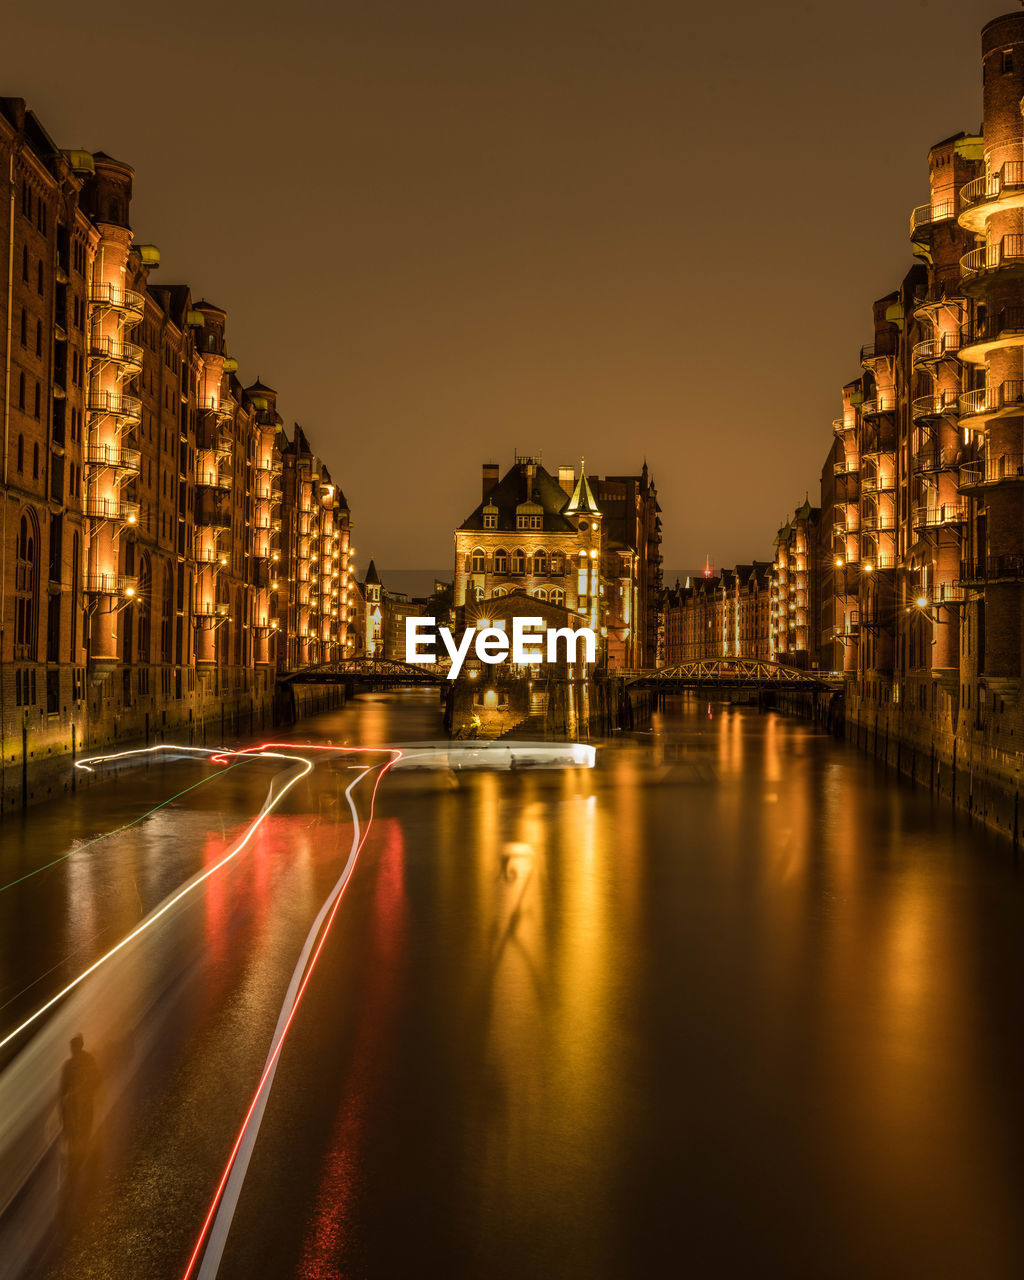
(0, 99, 353, 809)
(453, 456, 662, 670)
(682, 12, 1024, 836)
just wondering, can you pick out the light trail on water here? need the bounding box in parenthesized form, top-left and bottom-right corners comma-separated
(182, 743, 401, 1280)
(0, 745, 313, 1055)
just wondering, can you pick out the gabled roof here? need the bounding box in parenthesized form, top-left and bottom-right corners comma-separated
(458, 460, 580, 533)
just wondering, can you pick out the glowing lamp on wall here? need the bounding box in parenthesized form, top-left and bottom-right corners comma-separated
(916, 595, 928, 608)
(864, 563, 874, 573)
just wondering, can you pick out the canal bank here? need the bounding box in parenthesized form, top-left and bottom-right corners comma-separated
(0, 678, 348, 817)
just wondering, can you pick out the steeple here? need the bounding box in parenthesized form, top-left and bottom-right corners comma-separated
(564, 460, 600, 515)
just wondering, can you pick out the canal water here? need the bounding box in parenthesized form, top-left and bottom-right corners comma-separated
(2, 690, 1022, 1278)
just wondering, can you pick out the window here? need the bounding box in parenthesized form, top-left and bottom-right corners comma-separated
(36, 262, 43, 296)
(551, 588, 565, 607)
(16, 435, 23, 473)
(15, 512, 38, 658)
(33, 384, 40, 420)
(550, 552, 565, 576)
(1003, 48, 1014, 75)
(483, 512, 497, 529)
(35, 320, 41, 355)
(534, 588, 548, 601)
(511, 549, 526, 575)
(471, 548, 486, 574)
(532, 550, 548, 575)
(493, 549, 508, 575)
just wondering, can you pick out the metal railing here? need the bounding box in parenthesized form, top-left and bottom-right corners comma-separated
(960, 234, 1024, 282)
(196, 469, 231, 491)
(84, 573, 138, 595)
(88, 282, 145, 318)
(912, 391, 959, 419)
(958, 453, 1024, 489)
(960, 555, 1024, 584)
(916, 446, 955, 474)
(959, 162, 1024, 211)
(86, 389, 142, 422)
(914, 502, 968, 529)
(961, 307, 1024, 349)
(85, 443, 141, 472)
(909, 199, 956, 234)
(860, 394, 898, 417)
(912, 333, 961, 364)
(861, 473, 895, 494)
(959, 379, 1024, 418)
(89, 337, 144, 370)
(860, 341, 897, 365)
(832, 416, 850, 436)
(83, 496, 140, 523)
(200, 395, 235, 421)
(860, 513, 896, 533)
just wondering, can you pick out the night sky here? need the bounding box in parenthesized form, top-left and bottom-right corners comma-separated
(2, 0, 1006, 574)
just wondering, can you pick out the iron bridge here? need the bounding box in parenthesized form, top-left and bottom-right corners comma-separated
(282, 657, 448, 686)
(620, 658, 842, 691)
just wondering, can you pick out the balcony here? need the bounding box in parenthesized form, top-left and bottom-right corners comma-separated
(832, 416, 851, 437)
(914, 502, 968, 530)
(860, 393, 897, 418)
(959, 379, 1024, 422)
(86, 389, 142, 426)
(912, 391, 959, 421)
(960, 235, 1024, 287)
(85, 443, 141, 474)
(958, 163, 1024, 233)
(89, 336, 144, 376)
(959, 307, 1024, 364)
(959, 555, 1024, 585)
(89, 282, 145, 322)
(860, 342, 897, 368)
(916, 446, 956, 475)
(911, 333, 960, 366)
(918, 582, 968, 606)
(910, 199, 955, 236)
(958, 453, 1024, 491)
(859, 512, 896, 534)
(194, 602, 230, 620)
(196, 496, 231, 529)
(84, 573, 138, 596)
(862, 553, 898, 571)
(199, 394, 235, 423)
(196, 467, 231, 492)
(84, 496, 140, 524)
(833, 457, 859, 477)
(860, 473, 895, 495)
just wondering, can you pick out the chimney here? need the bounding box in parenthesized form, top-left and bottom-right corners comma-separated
(482, 462, 499, 501)
(558, 464, 575, 497)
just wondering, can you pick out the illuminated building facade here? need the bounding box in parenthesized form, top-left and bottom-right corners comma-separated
(771, 500, 820, 669)
(0, 98, 351, 808)
(662, 562, 772, 665)
(453, 456, 661, 670)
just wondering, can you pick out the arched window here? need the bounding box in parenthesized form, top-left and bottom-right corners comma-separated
(492, 586, 506, 598)
(16, 435, 23, 473)
(534, 588, 548, 601)
(551, 588, 566, 607)
(70, 532, 80, 660)
(137, 552, 152, 663)
(493, 548, 508, 575)
(511, 549, 526, 575)
(472, 585, 484, 601)
(550, 552, 565, 576)
(532, 550, 548, 575)
(32, 442, 39, 477)
(15, 510, 38, 657)
(471, 548, 486, 574)
(161, 566, 173, 663)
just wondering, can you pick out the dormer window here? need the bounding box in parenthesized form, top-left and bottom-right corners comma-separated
(483, 512, 497, 529)
(517, 513, 541, 530)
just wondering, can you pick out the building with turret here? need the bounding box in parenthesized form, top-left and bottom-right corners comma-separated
(453, 456, 661, 669)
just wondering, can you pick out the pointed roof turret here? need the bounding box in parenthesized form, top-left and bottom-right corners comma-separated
(564, 461, 600, 515)
(365, 559, 381, 586)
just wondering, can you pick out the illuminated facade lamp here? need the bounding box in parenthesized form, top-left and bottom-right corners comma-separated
(864, 562, 874, 573)
(916, 595, 928, 608)
(124, 586, 136, 598)
(834, 557, 844, 568)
